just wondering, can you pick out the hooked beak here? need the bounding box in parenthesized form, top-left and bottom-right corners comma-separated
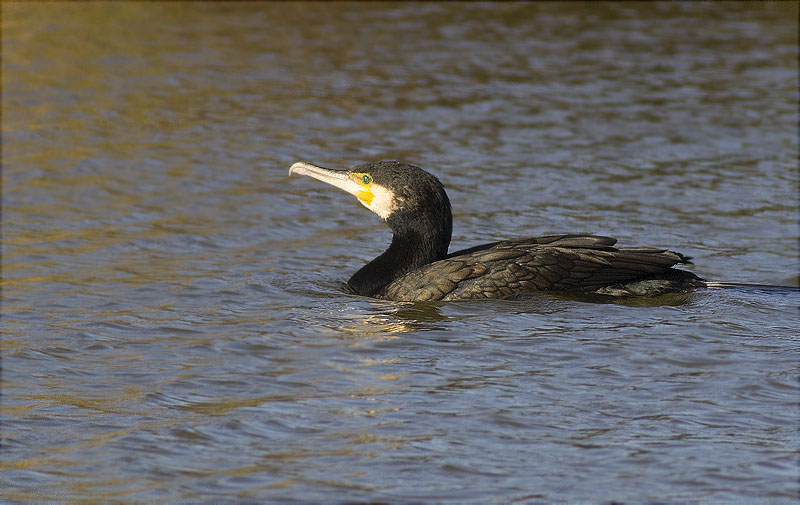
(289, 162, 363, 198)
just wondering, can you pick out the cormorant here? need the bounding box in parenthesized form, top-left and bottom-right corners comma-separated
(289, 160, 705, 301)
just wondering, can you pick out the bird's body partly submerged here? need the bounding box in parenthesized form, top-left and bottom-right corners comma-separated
(289, 160, 704, 301)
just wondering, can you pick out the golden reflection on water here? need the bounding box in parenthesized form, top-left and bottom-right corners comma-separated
(336, 312, 412, 341)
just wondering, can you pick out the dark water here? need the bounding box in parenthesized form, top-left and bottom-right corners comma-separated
(3, 3, 798, 502)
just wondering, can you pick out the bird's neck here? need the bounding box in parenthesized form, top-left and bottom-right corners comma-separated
(348, 213, 451, 297)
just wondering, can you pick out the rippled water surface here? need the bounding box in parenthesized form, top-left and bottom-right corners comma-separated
(3, 3, 798, 503)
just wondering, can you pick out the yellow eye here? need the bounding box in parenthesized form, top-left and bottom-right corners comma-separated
(362, 174, 371, 185)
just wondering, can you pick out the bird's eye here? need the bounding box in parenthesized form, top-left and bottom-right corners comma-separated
(362, 175, 371, 185)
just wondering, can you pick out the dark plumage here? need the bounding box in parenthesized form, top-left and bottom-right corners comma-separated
(289, 160, 704, 301)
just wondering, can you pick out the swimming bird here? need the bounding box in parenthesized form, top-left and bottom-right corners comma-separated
(288, 160, 705, 301)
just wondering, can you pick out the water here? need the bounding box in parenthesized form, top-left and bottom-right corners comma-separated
(2, 3, 798, 502)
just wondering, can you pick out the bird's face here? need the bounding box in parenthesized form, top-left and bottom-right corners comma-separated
(290, 160, 453, 264)
(289, 161, 401, 220)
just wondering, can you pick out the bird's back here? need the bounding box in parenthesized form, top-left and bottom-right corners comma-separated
(378, 235, 701, 301)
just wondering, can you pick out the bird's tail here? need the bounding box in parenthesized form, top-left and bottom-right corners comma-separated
(703, 281, 799, 292)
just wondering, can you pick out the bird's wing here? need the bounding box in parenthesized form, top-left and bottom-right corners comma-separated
(445, 234, 618, 258)
(380, 235, 691, 301)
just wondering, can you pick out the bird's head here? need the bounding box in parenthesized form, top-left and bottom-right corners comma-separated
(289, 161, 452, 239)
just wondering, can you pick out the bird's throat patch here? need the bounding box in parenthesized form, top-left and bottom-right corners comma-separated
(357, 190, 374, 206)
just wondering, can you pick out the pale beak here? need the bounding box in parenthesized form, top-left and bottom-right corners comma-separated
(289, 162, 362, 198)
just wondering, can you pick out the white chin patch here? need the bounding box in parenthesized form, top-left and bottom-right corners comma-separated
(367, 183, 398, 220)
